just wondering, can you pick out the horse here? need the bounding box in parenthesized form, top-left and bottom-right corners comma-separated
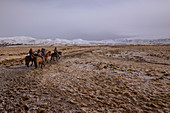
(50, 51, 62, 61)
(43, 51, 51, 63)
(36, 56, 45, 69)
(25, 55, 36, 67)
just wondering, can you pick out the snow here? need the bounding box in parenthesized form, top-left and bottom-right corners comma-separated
(0, 36, 169, 45)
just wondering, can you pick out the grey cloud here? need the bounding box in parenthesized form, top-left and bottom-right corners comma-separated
(0, 0, 170, 40)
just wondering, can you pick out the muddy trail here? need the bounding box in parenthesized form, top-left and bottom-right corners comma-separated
(0, 45, 170, 112)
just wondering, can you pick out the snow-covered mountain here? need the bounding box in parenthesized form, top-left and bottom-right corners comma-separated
(0, 36, 169, 45)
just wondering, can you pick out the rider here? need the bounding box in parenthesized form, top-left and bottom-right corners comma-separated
(54, 47, 58, 54)
(29, 48, 33, 55)
(41, 48, 46, 55)
(29, 48, 35, 58)
(37, 49, 43, 59)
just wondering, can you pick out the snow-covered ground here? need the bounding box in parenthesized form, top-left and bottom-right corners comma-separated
(0, 36, 170, 45)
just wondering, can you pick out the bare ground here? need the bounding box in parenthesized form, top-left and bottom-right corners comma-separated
(0, 45, 170, 112)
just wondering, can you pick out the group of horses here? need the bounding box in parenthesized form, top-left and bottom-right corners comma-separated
(25, 50, 62, 69)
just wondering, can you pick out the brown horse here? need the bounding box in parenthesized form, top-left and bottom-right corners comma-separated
(36, 57, 45, 68)
(51, 51, 62, 61)
(25, 55, 36, 67)
(43, 51, 51, 63)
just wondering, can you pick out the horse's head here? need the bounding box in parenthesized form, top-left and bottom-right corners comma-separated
(58, 51, 62, 55)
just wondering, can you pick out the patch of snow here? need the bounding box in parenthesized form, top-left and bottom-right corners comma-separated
(0, 36, 169, 45)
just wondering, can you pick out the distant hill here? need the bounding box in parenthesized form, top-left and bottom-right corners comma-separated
(0, 36, 170, 46)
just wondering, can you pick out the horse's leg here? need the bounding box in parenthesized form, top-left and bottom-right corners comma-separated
(31, 60, 33, 66)
(43, 61, 45, 67)
(56, 55, 59, 62)
(40, 62, 43, 69)
(46, 57, 48, 63)
(56, 56, 58, 61)
(50, 56, 53, 61)
(56, 56, 57, 62)
(28, 60, 30, 67)
(46, 58, 48, 63)
(34, 60, 37, 68)
(27, 62, 29, 67)
(43, 57, 45, 63)
(38, 62, 40, 68)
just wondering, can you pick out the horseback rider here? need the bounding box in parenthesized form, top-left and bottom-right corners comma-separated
(28, 48, 36, 58)
(37, 49, 43, 59)
(41, 48, 46, 55)
(37, 49, 41, 55)
(54, 47, 58, 54)
(29, 48, 33, 56)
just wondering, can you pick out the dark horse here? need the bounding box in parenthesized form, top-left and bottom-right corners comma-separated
(25, 55, 37, 68)
(51, 51, 62, 61)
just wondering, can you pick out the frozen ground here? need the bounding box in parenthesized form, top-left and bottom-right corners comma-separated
(0, 45, 170, 112)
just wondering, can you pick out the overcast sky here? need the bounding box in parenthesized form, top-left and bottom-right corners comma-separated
(0, 0, 170, 40)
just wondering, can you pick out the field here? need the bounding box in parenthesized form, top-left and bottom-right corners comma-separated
(0, 45, 170, 112)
